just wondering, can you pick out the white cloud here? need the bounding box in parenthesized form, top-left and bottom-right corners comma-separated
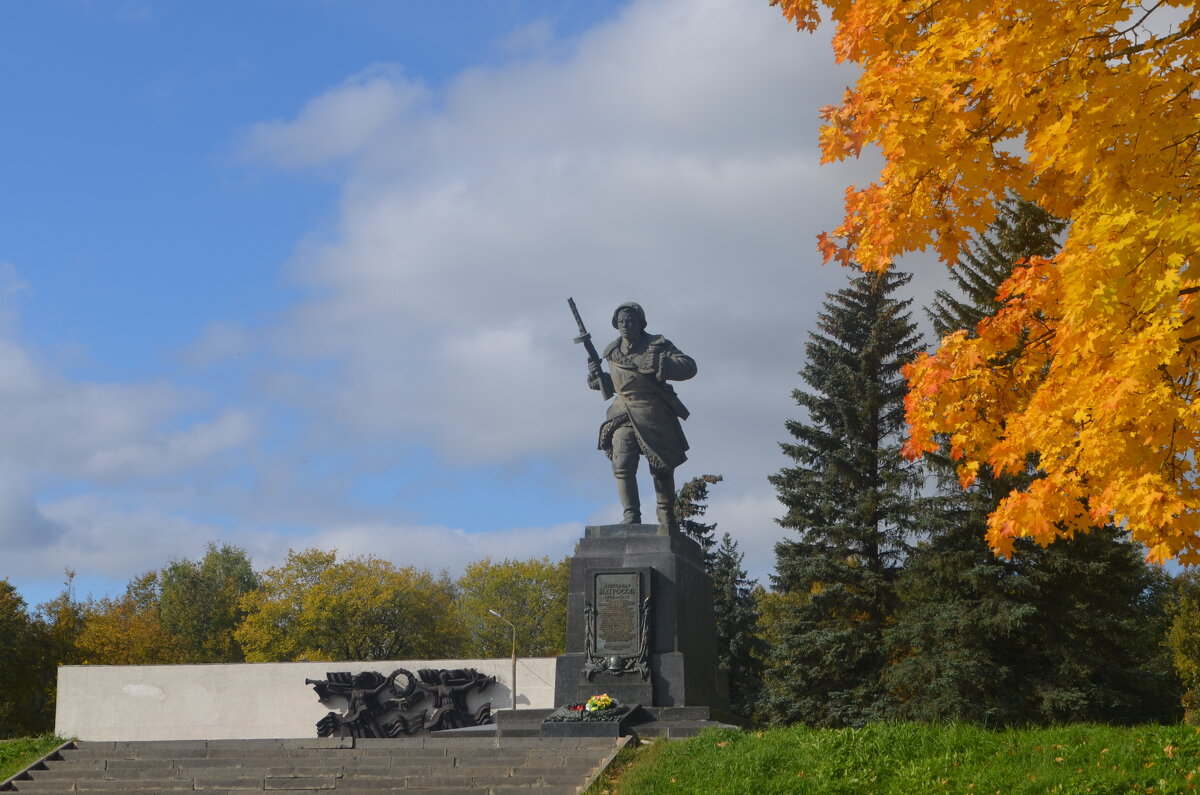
(0, 262, 30, 300)
(238, 65, 430, 170)
(182, 320, 252, 367)
(19, 495, 223, 582)
(0, 265, 257, 575)
(496, 19, 557, 57)
(0, 335, 253, 483)
(703, 487, 788, 585)
(0, 468, 67, 551)
(81, 410, 255, 479)
(0, 263, 30, 336)
(242, 521, 583, 577)
(0, 337, 180, 476)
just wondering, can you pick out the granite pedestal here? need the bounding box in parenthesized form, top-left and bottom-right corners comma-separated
(552, 524, 728, 711)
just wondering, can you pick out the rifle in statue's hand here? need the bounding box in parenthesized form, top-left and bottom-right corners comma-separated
(568, 297, 614, 400)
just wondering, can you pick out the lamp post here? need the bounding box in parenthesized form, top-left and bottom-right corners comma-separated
(488, 609, 518, 711)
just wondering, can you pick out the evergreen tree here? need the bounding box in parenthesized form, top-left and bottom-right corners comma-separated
(675, 475, 764, 717)
(926, 197, 1065, 340)
(1015, 532, 1177, 724)
(676, 474, 723, 566)
(709, 533, 764, 718)
(761, 268, 924, 727)
(887, 197, 1180, 725)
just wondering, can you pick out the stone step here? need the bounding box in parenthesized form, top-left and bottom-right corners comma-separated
(1, 736, 625, 793)
(493, 708, 555, 739)
(636, 704, 749, 726)
(625, 719, 736, 739)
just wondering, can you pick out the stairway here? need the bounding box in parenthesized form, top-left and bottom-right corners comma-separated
(1, 735, 628, 793)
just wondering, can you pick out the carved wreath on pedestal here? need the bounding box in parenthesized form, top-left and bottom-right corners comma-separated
(582, 596, 651, 681)
(306, 667, 495, 738)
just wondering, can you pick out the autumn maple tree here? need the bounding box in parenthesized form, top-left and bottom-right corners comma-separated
(773, 0, 1200, 561)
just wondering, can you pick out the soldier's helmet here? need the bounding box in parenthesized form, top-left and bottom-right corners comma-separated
(611, 302, 647, 330)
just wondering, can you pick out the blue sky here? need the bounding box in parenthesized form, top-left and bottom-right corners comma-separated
(1, 0, 948, 608)
(1, 2, 620, 375)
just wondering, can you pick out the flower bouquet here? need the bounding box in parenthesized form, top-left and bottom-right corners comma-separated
(544, 693, 629, 722)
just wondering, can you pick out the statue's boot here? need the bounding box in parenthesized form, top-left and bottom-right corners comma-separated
(652, 469, 677, 532)
(617, 473, 641, 524)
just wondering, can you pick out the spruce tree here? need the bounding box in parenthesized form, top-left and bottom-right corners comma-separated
(761, 268, 924, 727)
(886, 197, 1180, 725)
(675, 475, 764, 716)
(709, 533, 764, 718)
(925, 197, 1065, 340)
(676, 474, 723, 566)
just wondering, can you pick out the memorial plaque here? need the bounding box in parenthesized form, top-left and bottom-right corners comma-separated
(593, 572, 641, 657)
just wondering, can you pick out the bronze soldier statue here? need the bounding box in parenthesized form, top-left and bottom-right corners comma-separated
(584, 301, 696, 530)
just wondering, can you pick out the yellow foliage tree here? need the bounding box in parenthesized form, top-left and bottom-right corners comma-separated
(236, 549, 465, 662)
(75, 572, 186, 665)
(772, 0, 1200, 561)
(455, 556, 569, 658)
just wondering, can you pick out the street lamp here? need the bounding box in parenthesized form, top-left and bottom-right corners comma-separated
(488, 609, 518, 711)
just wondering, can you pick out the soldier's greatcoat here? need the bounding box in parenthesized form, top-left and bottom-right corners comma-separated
(596, 333, 696, 470)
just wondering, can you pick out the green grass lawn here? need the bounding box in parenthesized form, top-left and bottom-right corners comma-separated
(0, 735, 65, 782)
(595, 723, 1200, 794)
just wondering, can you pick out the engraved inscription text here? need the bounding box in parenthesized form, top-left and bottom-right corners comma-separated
(594, 572, 641, 657)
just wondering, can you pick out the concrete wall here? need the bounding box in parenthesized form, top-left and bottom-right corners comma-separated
(56, 658, 557, 741)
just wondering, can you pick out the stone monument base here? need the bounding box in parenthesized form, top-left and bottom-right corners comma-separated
(553, 524, 728, 711)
